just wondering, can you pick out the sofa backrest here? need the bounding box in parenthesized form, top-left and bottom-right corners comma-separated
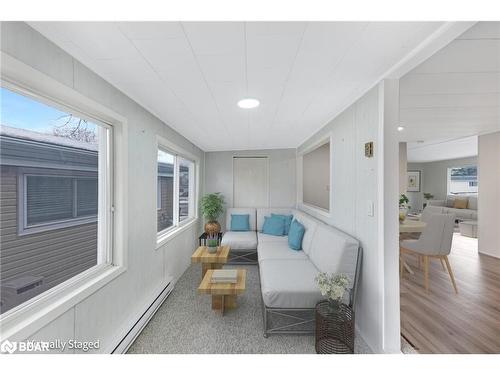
(308, 223, 360, 288)
(225, 208, 257, 231)
(256, 208, 294, 231)
(467, 195, 478, 210)
(292, 209, 321, 254)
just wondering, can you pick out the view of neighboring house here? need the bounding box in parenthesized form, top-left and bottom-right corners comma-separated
(448, 166, 478, 195)
(0, 125, 99, 313)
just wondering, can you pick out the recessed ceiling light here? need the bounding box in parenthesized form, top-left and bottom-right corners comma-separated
(397, 126, 405, 132)
(238, 98, 260, 109)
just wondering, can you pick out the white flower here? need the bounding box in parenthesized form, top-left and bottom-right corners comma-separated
(315, 272, 350, 302)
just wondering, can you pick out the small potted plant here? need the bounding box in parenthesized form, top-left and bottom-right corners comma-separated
(423, 192, 434, 209)
(200, 192, 225, 236)
(206, 233, 219, 253)
(399, 194, 410, 223)
(315, 272, 350, 310)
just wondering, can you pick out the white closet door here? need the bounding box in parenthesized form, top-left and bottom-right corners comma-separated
(233, 157, 269, 208)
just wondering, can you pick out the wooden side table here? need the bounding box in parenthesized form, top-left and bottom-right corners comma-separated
(191, 245, 230, 278)
(198, 269, 246, 315)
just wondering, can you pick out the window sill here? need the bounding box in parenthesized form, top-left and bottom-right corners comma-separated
(156, 217, 199, 249)
(298, 202, 331, 218)
(0, 263, 125, 341)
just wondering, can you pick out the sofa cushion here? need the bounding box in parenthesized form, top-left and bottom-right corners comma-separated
(453, 198, 468, 209)
(262, 215, 286, 236)
(445, 196, 456, 208)
(308, 224, 359, 287)
(256, 208, 293, 231)
(230, 214, 250, 231)
(271, 213, 294, 235)
(257, 242, 308, 262)
(259, 259, 323, 308)
(221, 231, 257, 250)
(288, 219, 305, 250)
(258, 232, 289, 244)
(467, 196, 478, 210)
(225, 208, 256, 231)
(292, 211, 319, 255)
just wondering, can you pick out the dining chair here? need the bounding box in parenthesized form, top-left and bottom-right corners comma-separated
(400, 213, 458, 293)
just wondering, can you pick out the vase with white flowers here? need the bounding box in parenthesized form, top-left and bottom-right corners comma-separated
(315, 272, 350, 310)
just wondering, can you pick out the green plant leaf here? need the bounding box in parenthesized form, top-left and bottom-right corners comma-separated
(200, 192, 225, 221)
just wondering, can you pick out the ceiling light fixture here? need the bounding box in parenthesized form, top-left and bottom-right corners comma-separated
(238, 98, 260, 109)
(397, 126, 405, 132)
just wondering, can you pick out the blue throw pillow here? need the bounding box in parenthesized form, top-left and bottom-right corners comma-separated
(230, 214, 250, 231)
(262, 215, 286, 236)
(271, 213, 293, 235)
(288, 219, 305, 250)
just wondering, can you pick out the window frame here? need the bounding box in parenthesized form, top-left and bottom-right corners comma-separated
(156, 136, 199, 248)
(18, 170, 99, 235)
(0, 52, 127, 339)
(178, 157, 195, 224)
(297, 134, 333, 217)
(447, 165, 478, 195)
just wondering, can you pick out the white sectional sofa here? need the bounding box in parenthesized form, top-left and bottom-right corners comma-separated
(427, 194, 478, 221)
(221, 207, 362, 336)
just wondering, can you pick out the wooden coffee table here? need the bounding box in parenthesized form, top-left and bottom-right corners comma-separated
(198, 269, 246, 315)
(191, 245, 230, 278)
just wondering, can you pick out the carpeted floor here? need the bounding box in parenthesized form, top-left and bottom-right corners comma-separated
(128, 264, 374, 354)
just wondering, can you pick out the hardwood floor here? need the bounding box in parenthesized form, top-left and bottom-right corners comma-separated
(400, 233, 500, 353)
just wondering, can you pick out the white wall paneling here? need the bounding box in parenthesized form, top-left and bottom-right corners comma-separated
(0, 22, 205, 352)
(478, 132, 500, 259)
(233, 157, 269, 208)
(297, 80, 401, 353)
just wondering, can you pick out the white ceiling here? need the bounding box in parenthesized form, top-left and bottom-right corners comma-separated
(407, 135, 478, 163)
(29, 21, 446, 151)
(400, 21, 500, 143)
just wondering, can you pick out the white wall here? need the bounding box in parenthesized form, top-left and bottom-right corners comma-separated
(478, 132, 500, 258)
(399, 143, 408, 194)
(303, 142, 330, 210)
(296, 81, 400, 353)
(204, 148, 296, 229)
(407, 156, 478, 212)
(0, 22, 205, 352)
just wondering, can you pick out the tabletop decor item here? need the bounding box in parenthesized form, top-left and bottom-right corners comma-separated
(200, 192, 225, 235)
(399, 193, 410, 223)
(423, 192, 434, 209)
(315, 272, 350, 309)
(206, 233, 219, 254)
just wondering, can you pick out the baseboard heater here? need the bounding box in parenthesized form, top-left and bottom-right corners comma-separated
(112, 280, 173, 354)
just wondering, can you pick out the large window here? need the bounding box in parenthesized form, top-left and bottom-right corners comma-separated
(447, 166, 478, 195)
(157, 148, 196, 239)
(0, 86, 111, 315)
(302, 140, 330, 211)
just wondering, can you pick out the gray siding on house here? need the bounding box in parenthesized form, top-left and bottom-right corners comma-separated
(0, 128, 100, 313)
(0, 165, 98, 313)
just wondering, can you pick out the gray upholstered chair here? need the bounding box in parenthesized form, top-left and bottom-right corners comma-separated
(400, 213, 458, 293)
